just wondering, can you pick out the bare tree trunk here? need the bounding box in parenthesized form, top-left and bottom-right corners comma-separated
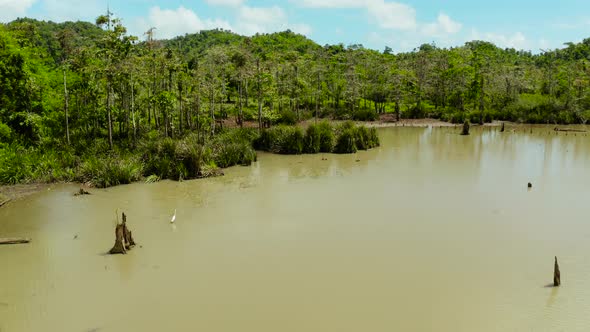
(131, 78, 137, 142)
(257, 59, 262, 131)
(179, 84, 183, 134)
(107, 81, 113, 150)
(63, 68, 70, 145)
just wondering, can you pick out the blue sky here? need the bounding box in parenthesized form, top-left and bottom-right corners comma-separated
(2, 0, 590, 52)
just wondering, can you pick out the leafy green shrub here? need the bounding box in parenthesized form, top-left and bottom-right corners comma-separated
(0, 121, 11, 143)
(277, 110, 298, 125)
(352, 109, 379, 121)
(0, 145, 33, 184)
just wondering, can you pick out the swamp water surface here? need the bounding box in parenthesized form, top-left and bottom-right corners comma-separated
(2, 126, 590, 331)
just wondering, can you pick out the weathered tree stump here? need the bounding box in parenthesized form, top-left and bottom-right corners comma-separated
(109, 223, 127, 254)
(122, 213, 135, 247)
(528, 182, 532, 189)
(461, 120, 470, 136)
(109, 212, 136, 255)
(500, 122, 505, 132)
(74, 188, 91, 196)
(554, 256, 561, 287)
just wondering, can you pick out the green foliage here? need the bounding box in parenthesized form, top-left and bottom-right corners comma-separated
(0, 145, 34, 184)
(0, 121, 12, 143)
(334, 121, 380, 153)
(208, 129, 258, 168)
(255, 125, 305, 154)
(304, 124, 321, 153)
(277, 110, 298, 125)
(256, 122, 376, 155)
(334, 127, 358, 154)
(304, 121, 335, 153)
(352, 109, 379, 121)
(79, 154, 142, 188)
(317, 121, 336, 153)
(3, 15, 590, 188)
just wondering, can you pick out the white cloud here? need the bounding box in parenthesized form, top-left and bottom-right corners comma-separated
(298, 0, 367, 8)
(236, 5, 286, 35)
(205, 0, 244, 7)
(470, 29, 528, 49)
(33, 0, 103, 22)
(421, 13, 462, 36)
(134, 6, 232, 40)
(367, 1, 416, 30)
(298, 0, 461, 34)
(0, 0, 36, 21)
(132, 4, 311, 40)
(290, 23, 312, 36)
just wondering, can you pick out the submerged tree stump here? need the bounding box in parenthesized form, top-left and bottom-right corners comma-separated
(501, 122, 505, 132)
(74, 188, 91, 196)
(554, 256, 561, 287)
(109, 212, 136, 255)
(461, 120, 470, 136)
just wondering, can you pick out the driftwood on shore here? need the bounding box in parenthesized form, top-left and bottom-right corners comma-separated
(554, 256, 561, 287)
(554, 127, 587, 133)
(0, 237, 31, 245)
(109, 212, 136, 254)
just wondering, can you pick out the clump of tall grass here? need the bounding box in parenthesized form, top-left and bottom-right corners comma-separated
(304, 121, 335, 153)
(0, 145, 78, 184)
(208, 129, 258, 168)
(0, 145, 34, 184)
(255, 125, 305, 154)
(333, 121, 380, 154)
(78, 154, 143, 188)
(256, 122, 377, 155)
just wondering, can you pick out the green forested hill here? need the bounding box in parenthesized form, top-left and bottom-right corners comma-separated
(0, 16, 590, 186)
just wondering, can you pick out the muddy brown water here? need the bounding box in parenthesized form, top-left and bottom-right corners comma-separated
(2, 126, 590, 331)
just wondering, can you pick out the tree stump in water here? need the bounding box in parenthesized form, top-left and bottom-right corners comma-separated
(461, 120, 470, 136)
(554, 256, 561, 287)
(74, 188, 91, 196)
(109, 212, 136, 255)
(501, 122, 505, 132)
(122, 212, 135, 247)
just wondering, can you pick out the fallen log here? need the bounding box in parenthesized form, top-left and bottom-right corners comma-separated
(0, 238, 31, 245)
(0, 199, 11, 207)
(554, 127, 586, 133)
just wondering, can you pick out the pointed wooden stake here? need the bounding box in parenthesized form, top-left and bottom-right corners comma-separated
(554, 256, 561, 287)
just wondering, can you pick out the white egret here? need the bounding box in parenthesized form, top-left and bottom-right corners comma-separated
(170, 209, 177, 223)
